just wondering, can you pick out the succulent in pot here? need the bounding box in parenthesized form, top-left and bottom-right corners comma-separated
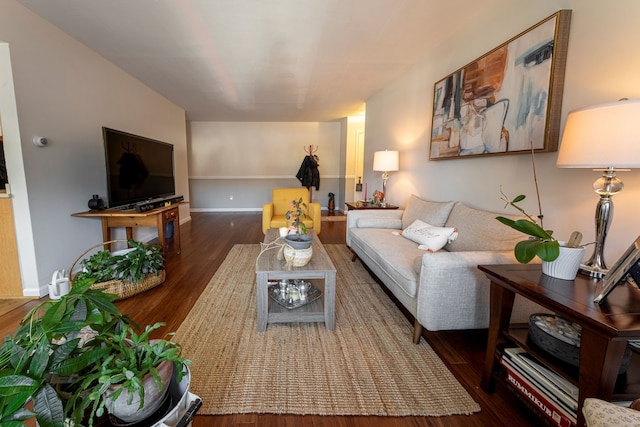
(285, 197, 308, 238)
(284, 197, 313, 251)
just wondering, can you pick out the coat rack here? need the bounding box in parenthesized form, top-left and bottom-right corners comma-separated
(304, 145, 318, 157)
(298, 145, 319, 202)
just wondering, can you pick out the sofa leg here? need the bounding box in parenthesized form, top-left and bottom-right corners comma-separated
(413, 320, 423, 344)
(349, 248, 358, 262)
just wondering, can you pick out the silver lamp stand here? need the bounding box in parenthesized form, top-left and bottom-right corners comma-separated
(380, 171, 390, 207)
(580, 167, 624, 278)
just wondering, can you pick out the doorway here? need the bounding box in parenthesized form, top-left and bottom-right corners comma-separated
(0, 118, 23, 297)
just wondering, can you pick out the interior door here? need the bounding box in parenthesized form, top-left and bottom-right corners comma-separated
(0, 196, 22, 297)
(0, 133, 23, 297)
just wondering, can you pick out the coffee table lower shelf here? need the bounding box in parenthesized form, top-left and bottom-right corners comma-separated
(266, 279, 326, 325)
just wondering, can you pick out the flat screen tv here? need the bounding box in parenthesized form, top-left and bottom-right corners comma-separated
(103, 127, 175, 209)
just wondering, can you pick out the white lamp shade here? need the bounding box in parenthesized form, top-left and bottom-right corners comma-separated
(373, 150, 399, 172)
(557, 98, 640, 168)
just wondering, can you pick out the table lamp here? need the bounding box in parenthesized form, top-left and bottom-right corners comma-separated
(557, 98, 640, 278)
(373, 150, 399, 207)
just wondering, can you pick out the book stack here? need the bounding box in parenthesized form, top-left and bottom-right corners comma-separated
(501, 347, 577, 427)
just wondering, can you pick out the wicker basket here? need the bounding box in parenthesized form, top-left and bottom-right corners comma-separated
(69, 240, 166, 300)
(283, 245, 313, 267)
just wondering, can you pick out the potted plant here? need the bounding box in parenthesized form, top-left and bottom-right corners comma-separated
(72, 239, 166, 300)
(0, 277, 189, 427)
(496, 189, 560, 263)
(497, 189, 587, 280)
(284, 197, 312, 249)
(496, 144, 586, 280)
(75, 322, 187, 425)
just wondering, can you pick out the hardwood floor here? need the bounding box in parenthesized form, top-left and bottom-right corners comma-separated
(0, 212, 537, 427)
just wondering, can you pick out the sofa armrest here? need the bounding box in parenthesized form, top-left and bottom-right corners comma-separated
(346, 209, 404, 246)
(262, 203, 274, 234)
(415, 250, 533, 330)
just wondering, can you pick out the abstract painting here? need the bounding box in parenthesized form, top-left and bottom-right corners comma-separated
(429, 10, 571, 160)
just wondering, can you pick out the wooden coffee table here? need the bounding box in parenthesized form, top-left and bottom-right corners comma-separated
(255, 229, 336, 331)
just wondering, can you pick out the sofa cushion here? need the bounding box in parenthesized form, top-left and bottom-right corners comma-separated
(402, 220, 458, 252)
(401, 195, 456, 229)
(356, 217, 403, 229)
(444, 203, 524, 252)
(350, 228, 422, 298)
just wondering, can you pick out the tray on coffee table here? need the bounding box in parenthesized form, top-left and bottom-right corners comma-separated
(268, 281, 322, 310)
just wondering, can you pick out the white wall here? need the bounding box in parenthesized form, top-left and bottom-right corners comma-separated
(364, 0, 640, 263)
(0, 0, 190, 296)
(188, 121, 342, 210)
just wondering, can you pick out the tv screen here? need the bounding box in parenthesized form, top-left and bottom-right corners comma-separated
(103, 127, 175, 208)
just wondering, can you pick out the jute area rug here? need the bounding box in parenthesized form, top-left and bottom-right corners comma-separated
(173, 244, 481, 417)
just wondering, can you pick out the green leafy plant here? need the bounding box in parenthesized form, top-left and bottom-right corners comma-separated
(496, 190, 559, 263)
(0, 277, 188, 427)
(75, 240, 164, 284)
(285, 197, 308, 237)
(496, 144, 561, 264)
(0, 278, 127, 427)
(74, 323, 188, 425)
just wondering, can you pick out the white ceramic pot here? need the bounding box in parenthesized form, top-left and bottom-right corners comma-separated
(542, 243, 585, 281)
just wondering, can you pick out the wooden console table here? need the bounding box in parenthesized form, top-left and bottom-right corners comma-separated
(479, 264, 640, 427)
(72, 204, 182, 254)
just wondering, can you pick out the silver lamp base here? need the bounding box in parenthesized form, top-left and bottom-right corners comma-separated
(578, 264, 608, 279)
(577, 167, 624, 279)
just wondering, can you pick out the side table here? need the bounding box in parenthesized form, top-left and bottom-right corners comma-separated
(72, 203, 183, 254)
(345, 202, 399, 210)
(478, 263, 640, 427)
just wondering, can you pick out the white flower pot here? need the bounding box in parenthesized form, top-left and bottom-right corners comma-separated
(542, 243, 585, 280)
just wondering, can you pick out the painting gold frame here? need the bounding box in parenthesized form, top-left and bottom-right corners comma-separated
(429, 10, 572, 160)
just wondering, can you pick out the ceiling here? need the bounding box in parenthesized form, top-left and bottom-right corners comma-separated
(18, 0, 484, 122)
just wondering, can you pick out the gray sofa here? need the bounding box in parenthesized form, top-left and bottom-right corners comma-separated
(346, 194, 543, 343)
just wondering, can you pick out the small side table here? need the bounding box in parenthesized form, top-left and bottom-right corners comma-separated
(479, 263, 640, 427)
(345, 202, 399, 210)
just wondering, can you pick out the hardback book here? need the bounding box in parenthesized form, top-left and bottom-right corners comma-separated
(503, 347, 578, 410)
(501, 356, 577, 427)
(501, 353, 577, 416)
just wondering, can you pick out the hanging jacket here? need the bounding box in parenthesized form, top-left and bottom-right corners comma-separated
(296, 155, 320, 190)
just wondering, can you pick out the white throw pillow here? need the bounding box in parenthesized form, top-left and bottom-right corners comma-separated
(401, 219, 458, 252)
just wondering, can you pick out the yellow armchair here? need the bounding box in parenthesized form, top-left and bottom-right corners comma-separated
(262, 188, 321, 235)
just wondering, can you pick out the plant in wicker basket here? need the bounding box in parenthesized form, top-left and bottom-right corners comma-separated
(75, 240, 164, 283)
(72, 240, 166, 300)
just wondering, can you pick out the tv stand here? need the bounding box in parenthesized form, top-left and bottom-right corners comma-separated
(72, 203, 184, 254)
